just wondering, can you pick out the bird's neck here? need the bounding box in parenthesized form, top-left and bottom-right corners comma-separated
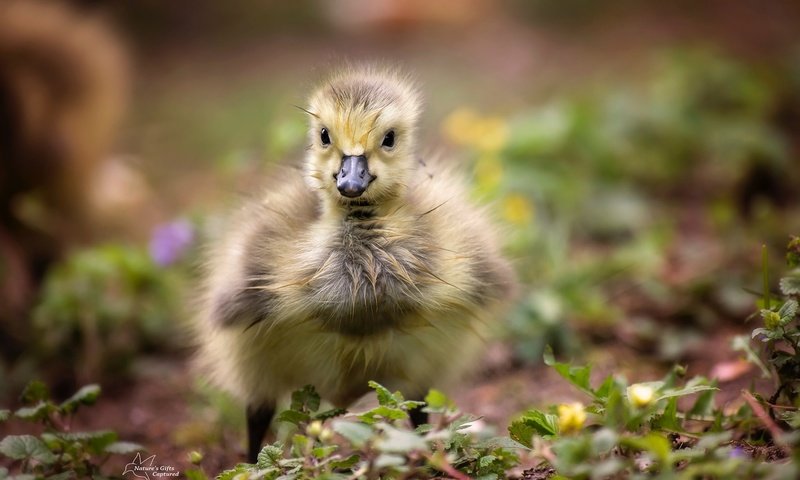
(319, 195, 404, 226)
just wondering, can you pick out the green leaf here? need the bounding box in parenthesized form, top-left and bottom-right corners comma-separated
(5, 474, 35, 480)
(594, 376, 616, 401)
(329, 454, 360, 469)
(0, 435, 57, 464)
(779, 273, 800, 296)
(509, 410, 558, 447)
(20, 381, 50, 405)
(656, 385, 717, 401)
(332, 421, 372, 448)
(399, 400, 425, 411)
(277, 409, 311, 426)
(424, 389, 451, 411)
(38, 433, 62, 451)
(476, 436, 529, 450)
(622, 433, 671, 464)
(375, 425, 427, 453)
(449, 413, 480, 431)
(14, 402, 54, 422)
(291, 434, 309, 456)
(479, 454, 498, 468)
(543, 346, 593, 397)
(780, 411, 800, 429)
(0, 410, 10, 422)
(312, 445, 338, 459)
(751, 327, 769, 338)
(46, 473, 73, 480)
(184, 469, 209, 480)
(778, 299, 798, 323)
(591, 428, 618, 455)
(58, 430, 118, 453)
(256, 443, 284, 469)
(105, 441, 144, 454)
(687, 386, 716, 420)
(216, 464, 251, 480)
(314, 407, 347, 421)
(731, 335, 771, 378)
(374, 453, 406, 469)
(476, 474, 499, 480)
(367, 381, 397, 407)
(651, 397, 680, 431)
(358, 406, 408, 424)
(59, 384, 101, 413)
(290, 385, 321, 413)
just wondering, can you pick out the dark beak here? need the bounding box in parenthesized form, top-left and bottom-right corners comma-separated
(336, 155, 374, 198)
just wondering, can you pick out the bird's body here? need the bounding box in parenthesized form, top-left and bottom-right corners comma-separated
(195, 67, 514, 460)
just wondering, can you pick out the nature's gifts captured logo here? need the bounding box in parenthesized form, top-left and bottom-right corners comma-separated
(123, 452, 180, 479)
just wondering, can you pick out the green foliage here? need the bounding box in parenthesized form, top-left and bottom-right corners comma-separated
(31, 244, 185, 383)
(509, 354, 799, 479)
(0, 381, 143, 479)
(193, 383, 520, 480)
(200, 345, 800, 479)
(738, 238, 800, 408)
(452, 49, 799, 361)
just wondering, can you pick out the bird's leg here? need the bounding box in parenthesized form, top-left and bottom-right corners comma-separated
(246, 403, 275, 463)
(408, 401, 428, 428)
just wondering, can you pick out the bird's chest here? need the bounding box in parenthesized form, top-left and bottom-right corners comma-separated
(304, 218, 432, 335)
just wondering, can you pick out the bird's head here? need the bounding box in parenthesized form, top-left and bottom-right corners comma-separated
(303, 66, 421, 207)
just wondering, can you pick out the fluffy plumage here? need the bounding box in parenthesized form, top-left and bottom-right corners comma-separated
(195, 66, 515, 458)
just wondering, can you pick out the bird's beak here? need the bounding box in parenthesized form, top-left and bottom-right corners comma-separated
(336, 155, 375, 198)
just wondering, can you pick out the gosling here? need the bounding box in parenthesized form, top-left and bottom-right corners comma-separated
(196, 66, 515, 462)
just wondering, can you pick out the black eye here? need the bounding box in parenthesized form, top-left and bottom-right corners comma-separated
(381, 130, 395, 148)
(320, 128, 331, 146)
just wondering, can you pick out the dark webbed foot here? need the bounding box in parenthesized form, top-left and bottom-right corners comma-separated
(246, 403, 275, 463)
(409, 401, 428, 428)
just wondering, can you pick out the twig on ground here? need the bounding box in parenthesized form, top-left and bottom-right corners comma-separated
(741, 390, 790, 457)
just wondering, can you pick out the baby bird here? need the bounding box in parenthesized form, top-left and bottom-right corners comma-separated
(196, 66, 515, 462)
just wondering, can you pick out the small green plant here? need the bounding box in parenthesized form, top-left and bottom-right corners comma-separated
(32, 244, 185, 384)
(736, 239, 800, 419)
(191, 383, 520, 480)
(0, 381, 142, 479)
(508, 349, 798, 478)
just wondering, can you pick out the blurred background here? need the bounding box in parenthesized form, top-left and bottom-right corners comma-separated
(2, 0, 800, 472)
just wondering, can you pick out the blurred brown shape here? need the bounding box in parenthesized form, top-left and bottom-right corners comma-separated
(0, 0, 129, 349)
(323, 0, 492, 31)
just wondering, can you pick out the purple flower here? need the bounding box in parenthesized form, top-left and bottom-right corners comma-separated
(149, 219, 194, 266)
(729, 446, 746, 459)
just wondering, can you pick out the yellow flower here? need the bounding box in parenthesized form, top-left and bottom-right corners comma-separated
(627, 383, 656, 408)
(557, 402, 586, 434)
(764, 311, 781, 330)
(319, 428, 334, 443)
(474, 155, 504, 193)
(473, 115, 509, 152)
(442, 107, 480, 146)
(502, 194, 534, 225)
(442, 108, 509, 152)
(307, 420, 323, 437)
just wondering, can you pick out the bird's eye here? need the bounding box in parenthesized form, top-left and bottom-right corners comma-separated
(381, 130, 395, 149)
(320, 128, 331, 146)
